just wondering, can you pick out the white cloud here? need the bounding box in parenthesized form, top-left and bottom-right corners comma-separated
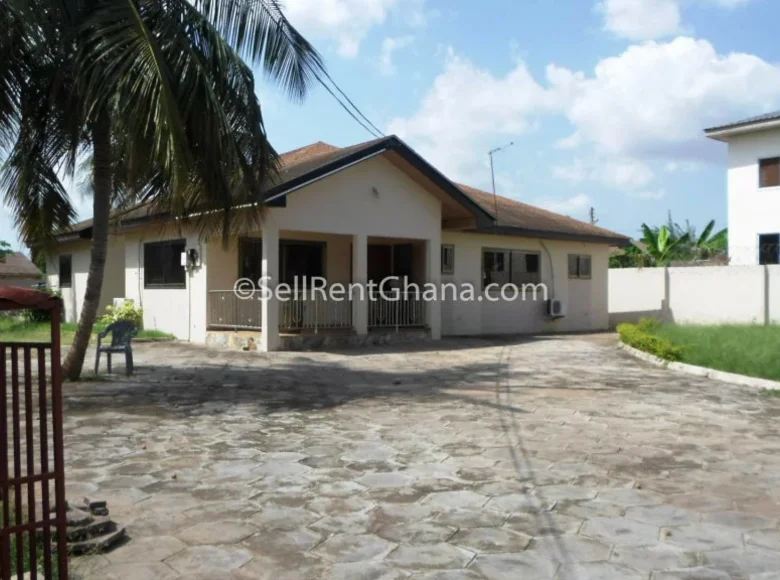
(379, 36, 413, 76)
(548, 37, 780, 162)
(389, 36, 780, 199)
(554, 132, 582, 150)
(534, 193, 593, 215)
(553, 156, 654, 190)
(597, 0, 754, 40)
(597, 0, 681, 40)
(387, 48, 555, 180)
(283, 0, 408, 58)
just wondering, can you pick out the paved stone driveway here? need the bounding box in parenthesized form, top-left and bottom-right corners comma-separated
(66, 335, 780, 579)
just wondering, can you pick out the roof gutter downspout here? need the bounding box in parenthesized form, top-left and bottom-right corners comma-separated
(539, 240, 555, 300)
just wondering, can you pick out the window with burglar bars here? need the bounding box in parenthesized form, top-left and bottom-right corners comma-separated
(144, 239, 186, 289)
(568, 254, 592, 279)
(482, 248, 540, 288)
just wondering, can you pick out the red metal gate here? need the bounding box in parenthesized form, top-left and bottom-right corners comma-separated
(0, 288, 68, 580)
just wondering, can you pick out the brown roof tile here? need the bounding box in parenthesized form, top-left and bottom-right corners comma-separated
(457, 184, 627, 241)
(56, 138, 628, 245)
(0, 252, 43, 279)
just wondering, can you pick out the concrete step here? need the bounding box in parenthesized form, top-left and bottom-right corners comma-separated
(69, 526, 126, 555)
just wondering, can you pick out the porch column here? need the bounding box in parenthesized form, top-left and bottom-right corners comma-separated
(260, 222, 280, 351)
(352, 233, 368, 335)
(426, 238, 442, 340)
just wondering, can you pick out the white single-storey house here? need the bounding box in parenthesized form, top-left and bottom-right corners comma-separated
(47, 136, 629, 351)
(706, 111, 780, 266)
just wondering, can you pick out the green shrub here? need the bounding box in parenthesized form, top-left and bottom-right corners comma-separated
(99, 300, 143, 329)
(617, 322, 683, 361)
(636, 317, 661, 333)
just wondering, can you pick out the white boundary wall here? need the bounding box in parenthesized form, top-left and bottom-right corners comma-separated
(609, 265, 780, 326)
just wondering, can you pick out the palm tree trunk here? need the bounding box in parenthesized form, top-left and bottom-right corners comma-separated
(62, 114, 112, 380)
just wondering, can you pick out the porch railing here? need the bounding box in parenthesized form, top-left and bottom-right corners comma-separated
(207, 290, 353, 333)
(208, 290, 263, 330)
(279, 291, 352, 332)
(368, 291, 427, 329)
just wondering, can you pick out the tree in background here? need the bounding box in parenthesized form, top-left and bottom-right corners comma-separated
(610, 216, 728, 268)
(0, 240, 11, 262)
(1, 0, 325, 379)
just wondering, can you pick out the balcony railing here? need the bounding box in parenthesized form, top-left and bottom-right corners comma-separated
(368, 291, 426, 329)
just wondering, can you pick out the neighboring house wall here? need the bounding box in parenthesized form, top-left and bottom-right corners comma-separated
(440, 232, 610, 336)
(47, 237, 126, 323)
(726, 128, 780, 265)
(608, 266, 780, 326)
(0, 277, 40, 289)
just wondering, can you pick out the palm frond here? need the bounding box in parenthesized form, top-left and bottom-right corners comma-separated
(190, 0, 325, 101)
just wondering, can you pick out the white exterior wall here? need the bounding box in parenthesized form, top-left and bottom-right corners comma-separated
(124, 228, 208, 342)
(609, 265, 780, 325)
(440, 232, 611, 336)
(271, 155, 442, 239)
(767, 265, 780, 324)
(46, 236, 125, 323)
(726, 128, 780, 265)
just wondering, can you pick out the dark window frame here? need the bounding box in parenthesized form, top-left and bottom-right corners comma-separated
(759, 157, 780, 188)
(238, 237, 263, 283)
(144, 239, 187, 289)
(279, 239, 327, 285)
(481, 248, 541, 289)
(759, 233, 780, 265)
(441, 244, 455, 275)
(568, 254, 593, 280)
(58, 254, 72, 288)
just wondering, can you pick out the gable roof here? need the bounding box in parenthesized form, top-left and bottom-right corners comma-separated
(0, 252, 43, 279)
(55, 136, 629, 246)
(705, 110, 780, 140)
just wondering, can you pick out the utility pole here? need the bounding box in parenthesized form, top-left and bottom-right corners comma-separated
(488, 142, 515, 224)
(589, 206, 599, 225)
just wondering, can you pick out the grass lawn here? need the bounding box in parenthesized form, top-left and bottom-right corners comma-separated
(0, 318, 172, 344)
(650, 324, 780, 382)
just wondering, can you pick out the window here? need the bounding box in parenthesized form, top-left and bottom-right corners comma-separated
(760, 157, 780, 188)
(568, 254, 592, 279)
(144, 239, 186, 288)
(482, 249, 540, 288)
(58, 255, 72, 288)
(759, 233, 780, 265)
(280, 240, 325, 284)
(239, 238, 263, 282)
(441, 244, 455, 275)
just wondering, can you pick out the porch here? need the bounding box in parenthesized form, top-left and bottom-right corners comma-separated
(204, 227, 440, 351)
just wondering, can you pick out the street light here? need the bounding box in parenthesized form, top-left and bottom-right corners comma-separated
(488, 142, 515, 223)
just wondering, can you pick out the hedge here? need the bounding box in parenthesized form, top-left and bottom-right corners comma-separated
(617, 321, 683, 362)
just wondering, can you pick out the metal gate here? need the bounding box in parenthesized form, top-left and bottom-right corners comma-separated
(0, 288, 68, 580)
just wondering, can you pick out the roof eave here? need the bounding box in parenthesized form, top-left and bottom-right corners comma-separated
(473, 225, 631, 246)
(705, 117, 780, 141)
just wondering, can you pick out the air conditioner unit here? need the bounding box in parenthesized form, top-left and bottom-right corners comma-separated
(545, 299, 565, 319)
(113, 297, 134, 308)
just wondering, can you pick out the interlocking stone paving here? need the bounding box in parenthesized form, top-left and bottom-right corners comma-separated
(64, 335, 780, 579)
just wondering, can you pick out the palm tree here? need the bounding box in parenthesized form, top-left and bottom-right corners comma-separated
(1, 0, 324, 379)
(636, 223, 690, 265)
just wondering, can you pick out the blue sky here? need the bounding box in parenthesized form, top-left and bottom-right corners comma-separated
(3, 0, 779, 249)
